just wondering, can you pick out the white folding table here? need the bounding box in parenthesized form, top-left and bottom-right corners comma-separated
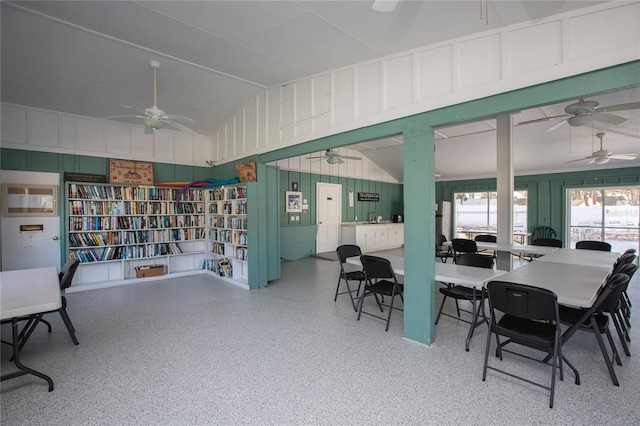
(1, 266, 61, 391)
(347, 254, 506, 350)
(534, 247, 620, 270)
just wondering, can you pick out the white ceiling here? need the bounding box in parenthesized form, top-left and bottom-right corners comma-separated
(2, 1, 638, 181)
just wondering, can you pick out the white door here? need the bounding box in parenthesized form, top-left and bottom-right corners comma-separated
(0, 170, 61, 270)
(316, 182, 342, 253)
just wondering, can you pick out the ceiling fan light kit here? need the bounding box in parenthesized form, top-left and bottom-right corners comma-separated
(104, 60, 198, 136)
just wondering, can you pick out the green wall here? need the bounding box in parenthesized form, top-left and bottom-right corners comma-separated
(278, 170, 403, 226)
(278, 169, 403, 259)
(437, 166, 640, 244)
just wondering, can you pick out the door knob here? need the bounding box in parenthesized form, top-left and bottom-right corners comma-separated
(52, 236, 59, 241)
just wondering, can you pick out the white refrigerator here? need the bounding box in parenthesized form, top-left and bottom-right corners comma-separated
(436, 201, 452, 241)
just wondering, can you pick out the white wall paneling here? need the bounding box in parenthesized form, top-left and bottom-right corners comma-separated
(457, 34, 502, 90)
(105, 122, 131, 156)
(60, 115, 76, 151)
(154, 130, 174, 160)
(332, 69, 355, 126)
(211, 2, 638, 168)
(507, 21, 563, 77)
(294, 79, 312, 138)
(280, 83, 295, 141)
(569, 3, 640, 61)
(77, 117, 105, 153)
(312, 74, 331, 132)
(1, 103, 212, 166)
(174, 133, 194, 162)
(1, 104, 27, 144)
(384, 54, 414, 110)
(356, 62, 382, 119)
(417, 45, 454, 101)
(29, 109, 59, 148)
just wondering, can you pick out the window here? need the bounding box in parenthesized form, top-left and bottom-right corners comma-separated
(454, 191, 528, 243)
(567, 187, 639, 252)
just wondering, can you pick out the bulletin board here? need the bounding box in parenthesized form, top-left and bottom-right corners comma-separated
(2, 184, 58, 216)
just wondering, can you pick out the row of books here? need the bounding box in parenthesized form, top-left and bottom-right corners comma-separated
(69, 240, 184, 261)
(69, 200, 122, 216)
(201, 258, 233, 278)
(144, 201, 203, 215)
(69, 184, 144, 201)
(147, 215, 204, 228)
(147, 187, 203, 202)
(207, 186, 247, 201)
(70, 184, 207, 202)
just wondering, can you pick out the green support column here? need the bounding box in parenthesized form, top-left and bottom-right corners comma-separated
(403, 117, 436, 344)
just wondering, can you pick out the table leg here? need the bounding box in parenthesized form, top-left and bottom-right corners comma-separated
(465, 288, 489, 351)
(1, 318, 54, 392)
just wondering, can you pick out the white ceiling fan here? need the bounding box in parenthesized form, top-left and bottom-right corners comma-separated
(565, 133, 638, 165)
(104, 61, 197, 136)
(307, 150, 362, 164)
(521, 98, 640, 132)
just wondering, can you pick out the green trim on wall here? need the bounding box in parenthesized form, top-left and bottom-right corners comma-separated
(436, 166, 640, 245)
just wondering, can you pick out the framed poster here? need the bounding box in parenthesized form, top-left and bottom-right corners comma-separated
(109, 159, 154, 185)
(2, 184, 57, 216)
(286, 191, 302, 213)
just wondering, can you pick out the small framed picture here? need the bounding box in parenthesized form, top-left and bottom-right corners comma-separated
(286, 191, 302, 213)
(291, 182, 299, 191)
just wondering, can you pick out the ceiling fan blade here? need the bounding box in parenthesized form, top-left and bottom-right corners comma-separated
(101, 114, 144, 120)
(163, 120, 198, 136)
(336, 155, 362, 160)
(592, 112, 627, 125)
(598, 102, 640, 113)
(546, 119, 568, 132)
(565, 156, 595, 164)
(372, 0, 399, 12)
(608, 153, 638, 160)
(517, 114, 569, 126)
(164, 114, 195, 123)
(121, 105, 148, 114)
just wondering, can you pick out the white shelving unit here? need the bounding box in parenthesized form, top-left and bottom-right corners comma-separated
(204, 184, 249, 288)
(66, 183, 207, 290)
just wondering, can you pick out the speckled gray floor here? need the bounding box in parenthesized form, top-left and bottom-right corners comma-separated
(2, 253, 639, 425)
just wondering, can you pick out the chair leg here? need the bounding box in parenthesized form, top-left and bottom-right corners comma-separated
(610, 311, 630, 356)
(590, 319, 619, 386)
(435, 295, 448, 324)
(384, 292, 397, 332)
(58, 308, 79, 345)
(39, 319, 53, 332)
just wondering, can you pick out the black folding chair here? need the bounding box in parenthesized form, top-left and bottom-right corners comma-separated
(435, 234, 454, 263)
(483, 281, 579, 408)
(357, 255, 404, 331)
(335, 245, 366, 311)
(436, 253, 493, 351)
(575, 240, 612, 251)
(557, 273, 629, 386)
(451, 239, 478, 264)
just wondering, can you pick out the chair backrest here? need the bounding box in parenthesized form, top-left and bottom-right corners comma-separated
(576, 240, 612, 251)
(613, 252, 636, 273)
(360, 255, 395, 281)
(435, 234, 447, 248)
(487, 281, 558, 322)
(456, 253, 494, 269)
(532, 238, 563, 248)
(531, 226, 556, 241)
(616, 263, 638, 281)
(597, 273, 630, 311)
(451, 238, 478, 255)
(623, 248, 636, 255)
(59, 259, 80, 290)
(474, 234, 497, 243)
(336, 244, 363, 264)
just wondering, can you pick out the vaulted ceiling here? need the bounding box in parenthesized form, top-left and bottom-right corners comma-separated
(3, 1, 638, 181)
